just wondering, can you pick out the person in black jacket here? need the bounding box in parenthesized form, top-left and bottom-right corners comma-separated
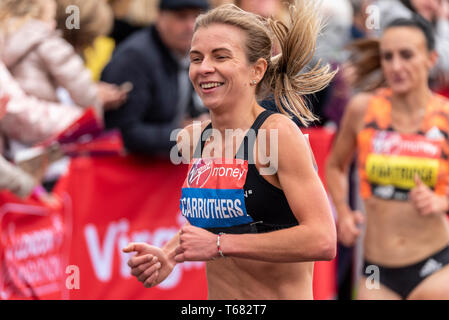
(101, 0, 209, 157)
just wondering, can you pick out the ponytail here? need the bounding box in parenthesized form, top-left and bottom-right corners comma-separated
(262, 0, 336, 125)
(194, 0, 336, 126)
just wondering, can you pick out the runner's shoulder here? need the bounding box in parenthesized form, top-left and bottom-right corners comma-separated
(177, 120, 211, 160)
(346, 91, 374, 121)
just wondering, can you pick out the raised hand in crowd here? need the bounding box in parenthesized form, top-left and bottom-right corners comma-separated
(97, 81, 130, 111)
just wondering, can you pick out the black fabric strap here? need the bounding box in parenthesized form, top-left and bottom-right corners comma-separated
(193, 122, 213, 159)
(193, 110, 275, 160)
(235, 110, 275, 161)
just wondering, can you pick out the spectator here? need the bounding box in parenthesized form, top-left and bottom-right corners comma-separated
(0, 62, 81, 146)
(350, 0, 375, 39)
(312, 0, 354, 126)
(0, 0, 128, 191)
(102, 0, 210, 157)
(0, 96, 33, 198)
(55, 0, 113, 56)
(0, 0, 127, 117)
(55, 0, 118, 82)
(0, 62, 81, 197)
(108, 0, 142, 47)
(108, 0, 159, 47)
(0, 152, 35, 198)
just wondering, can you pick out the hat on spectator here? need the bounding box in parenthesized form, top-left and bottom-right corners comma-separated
(159, 0, 209, 11)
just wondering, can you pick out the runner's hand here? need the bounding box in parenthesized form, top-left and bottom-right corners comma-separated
(410, 175, 449, 216)
(122, 243, 174, 288)
(174, 225, 219, 262)
(336, 209, 365, 247)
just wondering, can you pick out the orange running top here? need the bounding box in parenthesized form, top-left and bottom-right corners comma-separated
(357, 89, 449, 201)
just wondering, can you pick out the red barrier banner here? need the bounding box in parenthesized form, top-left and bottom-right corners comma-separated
(303, 128, 337, 300)
(54, 156, 208, 300)
(0, 192, 71, 300)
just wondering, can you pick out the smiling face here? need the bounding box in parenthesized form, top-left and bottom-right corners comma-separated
(380, 26, 437, 95)
(189, 23, 264, 111)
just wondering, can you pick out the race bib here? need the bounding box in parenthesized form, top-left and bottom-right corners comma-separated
(365, 131, 442, 200)
(180, 158, 254, 229)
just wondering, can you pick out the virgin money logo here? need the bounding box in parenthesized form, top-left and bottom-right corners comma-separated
(372, 131, 399, 154)
(187, 159, 212, 188)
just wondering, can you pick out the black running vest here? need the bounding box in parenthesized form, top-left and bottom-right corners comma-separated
(179, 110, 299, 234)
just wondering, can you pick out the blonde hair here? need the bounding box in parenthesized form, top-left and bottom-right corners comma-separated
(55, 0, 113, 52)
(194, 0, 336, 126)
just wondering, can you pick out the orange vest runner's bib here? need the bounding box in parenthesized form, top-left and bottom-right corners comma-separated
(357, 89, 449, 201)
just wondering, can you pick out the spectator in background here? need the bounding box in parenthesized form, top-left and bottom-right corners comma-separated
(1, 0, 127, 118)
(375, 0, 449, 89)
(55, 0, 115, 83)
(0, 96, 35, 198)
(77, 0, 158, 82)
(0, 63, 81, 145)
(108, 0, 143, 47)
(54, 0, 130, 95)
(351, 0, 375, 39)
(0, 62, 81, 198)
(55, 0, 113, 56)
(0, 0, 128, 191)
(109, 0, 159, 47)
(102, 0, 209, 157)
(298, 0, 353, 127)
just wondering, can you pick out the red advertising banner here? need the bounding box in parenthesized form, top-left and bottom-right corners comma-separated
(303, 128, 337, 300)
(0, 191, 71, 300)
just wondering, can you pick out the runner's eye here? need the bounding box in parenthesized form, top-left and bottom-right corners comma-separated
(190, 55, 203, 63)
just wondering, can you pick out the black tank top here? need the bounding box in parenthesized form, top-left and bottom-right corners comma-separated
(179, 110, 299, 234)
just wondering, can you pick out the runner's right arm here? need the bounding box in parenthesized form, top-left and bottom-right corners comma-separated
(325, 93, 370, 247)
